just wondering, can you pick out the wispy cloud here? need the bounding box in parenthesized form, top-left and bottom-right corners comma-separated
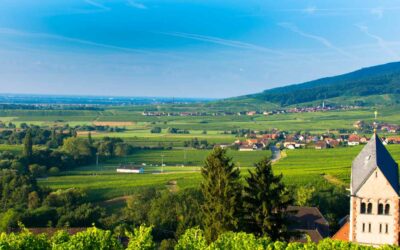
(84, 0, 110, 11)
(0, 27, 155, 55)
(355, 24, 399, 60)
(156, 31, 284, 55)
(278, 22, 356, 59)
(303, 6, 317, 14)
(126, 0, 147, 9)
(370, 7, 384, 18)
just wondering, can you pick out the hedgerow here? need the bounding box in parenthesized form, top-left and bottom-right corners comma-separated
(0, 225, 398, 250)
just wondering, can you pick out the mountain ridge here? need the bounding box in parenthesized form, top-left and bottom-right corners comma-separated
(235, 61, 400, 107)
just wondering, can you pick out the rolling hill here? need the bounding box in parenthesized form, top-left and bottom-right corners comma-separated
(235, 61, 400, 107)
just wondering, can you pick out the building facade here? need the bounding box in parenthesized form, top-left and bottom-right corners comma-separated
(349, 133, 399, 246)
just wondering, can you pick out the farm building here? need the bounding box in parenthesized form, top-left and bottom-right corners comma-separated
(288, 206, 330, 243)
(116, 166, 144, 174)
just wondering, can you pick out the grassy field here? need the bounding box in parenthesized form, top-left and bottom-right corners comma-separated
(39, 149, 271, 201)
(38, 144, 400, 203)
(1, 105, 400, 134)
(273, 144, 400, 186)
(2, 104, 400, 208)
(0, 144, 23, 154)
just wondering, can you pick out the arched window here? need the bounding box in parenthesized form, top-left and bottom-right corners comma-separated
(378, 203, 384, 215)
(385, 204, 390, 215)
(367, 203, 373, 214)
(361, 203, 366, 214)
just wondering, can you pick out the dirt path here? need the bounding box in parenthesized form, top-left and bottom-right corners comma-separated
(323, 174, 346, 187)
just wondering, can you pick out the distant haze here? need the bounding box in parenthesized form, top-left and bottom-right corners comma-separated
(1, 0, 400, 98)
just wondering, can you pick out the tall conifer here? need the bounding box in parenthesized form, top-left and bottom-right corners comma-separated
(242, 158, 293, 241)
(23, 129, 33, 159)
(201, 147, 242, 242)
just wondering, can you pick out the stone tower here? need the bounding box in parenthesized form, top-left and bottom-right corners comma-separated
(349, 133, 399, 246)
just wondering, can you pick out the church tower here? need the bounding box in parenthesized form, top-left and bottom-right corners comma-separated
(349, 132, 399, 246)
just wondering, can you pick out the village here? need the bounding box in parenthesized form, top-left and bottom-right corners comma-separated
(142, 103, 360, 117)
(225, 121, 400, 152)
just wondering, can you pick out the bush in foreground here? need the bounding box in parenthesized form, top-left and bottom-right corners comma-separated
(0, 225, 398, 250)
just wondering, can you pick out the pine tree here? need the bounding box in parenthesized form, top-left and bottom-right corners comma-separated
(242, 158, 293, 241)
(201, 147, 242, 242)
(88, 132, 93, 145)
(50, 128, 58, 148)
(23, 129, 33, 159)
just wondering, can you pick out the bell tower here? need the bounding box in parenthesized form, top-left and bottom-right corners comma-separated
(349, 132, 399, 246)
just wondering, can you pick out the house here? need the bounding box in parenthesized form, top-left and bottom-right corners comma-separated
(315, 141, 328, 150)
(284, 136, 296, 149)
(288, 206, 330, 243)
(334, 133, 400, 246)
(359, 136, 369, 144)
(348, 134, 361, 146)
(286, 144, 295, 150)
(326, 139, 340, 148)
(353, 120, 365, 129)
(262, 133, 279, 140)
(239, 144, 254, 151)
(387, 137, 400, 144)
(246, 111, 257, 116)
(246, 139, 259, 145)
(214, 144, 231, 149)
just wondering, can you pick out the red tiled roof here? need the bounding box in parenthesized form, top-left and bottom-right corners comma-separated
(332, 221, 349, 241)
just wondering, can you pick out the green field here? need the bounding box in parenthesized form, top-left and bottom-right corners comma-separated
(2, 105, 400, 206)
(1, 105, 400, 134)
(38, 149, 271, 201)
(0, 144, 23, 154)
(38, 144, 400, 203)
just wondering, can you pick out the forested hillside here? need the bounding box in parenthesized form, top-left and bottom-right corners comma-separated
(240, 61, 400, 106)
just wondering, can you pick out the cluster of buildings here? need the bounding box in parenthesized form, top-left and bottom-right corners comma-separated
(142, 104, 359, 117)
(230, 132, 374, 151)
(354, 120, 399, 134)
(243, 104, 358, 117)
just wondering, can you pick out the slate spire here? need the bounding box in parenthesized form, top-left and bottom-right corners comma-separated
(351, 133, 399, 195)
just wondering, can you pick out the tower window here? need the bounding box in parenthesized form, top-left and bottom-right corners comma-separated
(361, 203, 366, 214)
(385, 224, 389, 234)
(362, 223, 365, 232)
(367, 203, 373, 214)
(385, 204, 390, 215)
(379, 224, 382, 233)
(368, 223, 372, 233)
(378, 204, 384, 214)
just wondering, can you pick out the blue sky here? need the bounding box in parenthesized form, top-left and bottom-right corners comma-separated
(0, 0, 400, 98)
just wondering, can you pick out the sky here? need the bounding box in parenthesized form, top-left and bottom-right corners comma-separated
(0, 0, 400, 98)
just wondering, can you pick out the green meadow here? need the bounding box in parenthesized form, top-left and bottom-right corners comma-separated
(37, 144, 400, 203)
(2, 105, 400, 204)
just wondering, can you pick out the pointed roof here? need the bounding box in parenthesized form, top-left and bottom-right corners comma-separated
(351, 133, 399, 195)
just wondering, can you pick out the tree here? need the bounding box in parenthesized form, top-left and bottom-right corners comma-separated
(242, 158, 293, 241)
(201, 147, 242, 242)
(88, 132, 93, 145)
(295, 186, 315, 206)
(23, 129, 33, 159)
(62, 137, 93, 164)
(150, 127, 162, 134)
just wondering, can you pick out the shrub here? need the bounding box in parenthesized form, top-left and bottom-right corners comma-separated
(175, 228, 207, 250)
(126, 225, 155, 250)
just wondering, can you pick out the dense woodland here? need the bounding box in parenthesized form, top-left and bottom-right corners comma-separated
(244, 61, 400, 106)
(0, 133, 350, 249)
